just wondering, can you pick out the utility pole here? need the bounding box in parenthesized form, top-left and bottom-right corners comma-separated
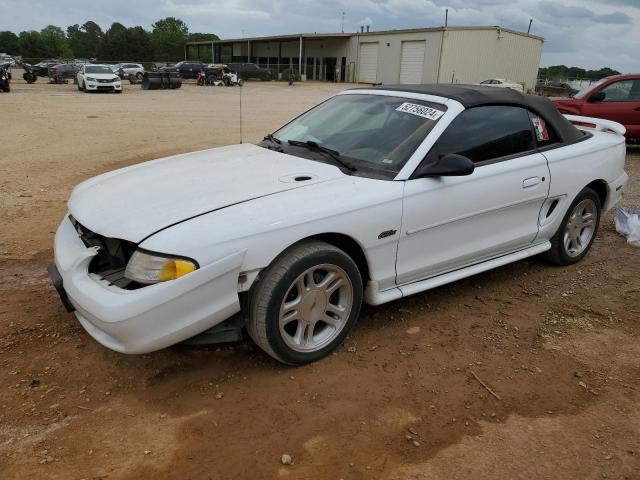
(445, 8, 448, 27)
(341, 11, 345, 33)
(527, 18, 533, 33)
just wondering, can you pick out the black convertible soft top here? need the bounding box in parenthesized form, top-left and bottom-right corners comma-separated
(354, 84, 585, 144)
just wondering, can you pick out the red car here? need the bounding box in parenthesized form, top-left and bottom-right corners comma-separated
(553, 74, 640, 142)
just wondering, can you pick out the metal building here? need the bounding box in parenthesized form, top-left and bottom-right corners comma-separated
(186, 26, 544, 92)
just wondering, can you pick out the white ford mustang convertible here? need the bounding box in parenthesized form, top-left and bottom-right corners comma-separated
(49, 85, 628, 364)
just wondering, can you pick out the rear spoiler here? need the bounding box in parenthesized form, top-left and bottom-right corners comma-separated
(564, 114, 626, 136)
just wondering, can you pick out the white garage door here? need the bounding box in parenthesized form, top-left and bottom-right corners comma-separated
(399, 41, 426, 84)
(358, 42, 379, 83)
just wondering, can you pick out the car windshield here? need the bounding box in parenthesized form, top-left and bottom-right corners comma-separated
(574, 78, 609, 99)
(85, 66, 114, 74)
(270, 94, 447, 179)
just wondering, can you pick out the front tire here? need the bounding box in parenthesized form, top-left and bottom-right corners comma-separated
(247, 240, 363, 365)
(541, 187, 601, 265)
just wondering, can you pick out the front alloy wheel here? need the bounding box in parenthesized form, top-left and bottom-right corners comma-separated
(279, 264, 353, 353)
(247, 240, 363, 365)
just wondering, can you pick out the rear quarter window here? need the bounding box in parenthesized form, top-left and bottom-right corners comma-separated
(528, 111, 560, 148)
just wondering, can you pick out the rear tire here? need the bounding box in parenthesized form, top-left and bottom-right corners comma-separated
(247, 240, 363, 365)
(540, 187, 601, 265)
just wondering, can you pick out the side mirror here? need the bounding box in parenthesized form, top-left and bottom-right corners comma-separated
(415, 154, 475, 178)
(589, 91, 606, 103)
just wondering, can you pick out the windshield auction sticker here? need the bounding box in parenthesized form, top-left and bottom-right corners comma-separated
(396, 103, 445, 120)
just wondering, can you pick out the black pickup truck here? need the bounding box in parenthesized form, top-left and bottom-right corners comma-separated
(168, 61, 206, 79)
(227, 63, 272, 81)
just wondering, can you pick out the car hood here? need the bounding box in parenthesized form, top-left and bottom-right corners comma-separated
(68, 144, 344, 243)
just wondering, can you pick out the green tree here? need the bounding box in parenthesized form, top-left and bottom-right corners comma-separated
(17, 31, 46, 59)
(538, 65, 620, 81)
(67, 21, 103, 58)
(187, 32, 219, 42)
(0, 31, 19, 55)
(39, 25, 72, 58)
(151, 17, 188, 61)
(98, 22, 129, 60)
(126, 26, 152, 61)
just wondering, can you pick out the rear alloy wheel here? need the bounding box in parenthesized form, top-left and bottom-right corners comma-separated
(541, 187, 601, 265)
(247, 240, 363, 365)
(564, 198, 598, 257)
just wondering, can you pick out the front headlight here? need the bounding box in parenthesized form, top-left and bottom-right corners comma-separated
(86, 76, 96, 82)
(113, 77, 120, 82)
(124, 250, 198, 284)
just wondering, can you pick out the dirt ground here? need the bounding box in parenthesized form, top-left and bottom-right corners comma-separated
(1, 78, 639, 480)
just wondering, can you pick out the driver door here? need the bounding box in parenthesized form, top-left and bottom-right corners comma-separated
(396, 105, 550, 284)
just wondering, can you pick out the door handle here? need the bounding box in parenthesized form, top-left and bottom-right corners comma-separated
(522, 177, 540, 188)
(634, 106, 640, 111)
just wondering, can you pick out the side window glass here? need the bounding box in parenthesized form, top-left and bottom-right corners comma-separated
(629, 80, 640, 101)
(601, 80, 633, 101)
(425, 106, 535, 164)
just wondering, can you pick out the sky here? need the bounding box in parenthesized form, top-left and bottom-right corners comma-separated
(1, 0, 638, 72)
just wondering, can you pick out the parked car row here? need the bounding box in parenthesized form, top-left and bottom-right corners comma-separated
(166, 61, 272, 81)
(0, 53, 17, 66)
(21, 59, 273, 86)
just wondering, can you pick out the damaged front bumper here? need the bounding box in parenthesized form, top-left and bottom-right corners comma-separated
(50, 215, 245, 354)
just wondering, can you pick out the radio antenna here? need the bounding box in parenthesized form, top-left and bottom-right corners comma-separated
(239, 80, 243, 144)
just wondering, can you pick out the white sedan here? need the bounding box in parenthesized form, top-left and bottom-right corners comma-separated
(477, 78, 524, 93)
(77, 64, 122, 93)
(50, 85, 628, 364)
